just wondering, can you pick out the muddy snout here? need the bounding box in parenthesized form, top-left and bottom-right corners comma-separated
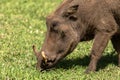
(32, 45, 56, 70)
(37, 51, 56, 71)
(41, 51, 56, 67)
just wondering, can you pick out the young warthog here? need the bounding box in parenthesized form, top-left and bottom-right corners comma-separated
(33, 0, 120, 73)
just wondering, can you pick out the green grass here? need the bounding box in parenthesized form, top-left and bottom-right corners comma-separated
(0, 0, 120, 80)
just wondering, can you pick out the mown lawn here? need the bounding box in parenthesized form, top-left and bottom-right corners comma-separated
(0, 0, 120, 80)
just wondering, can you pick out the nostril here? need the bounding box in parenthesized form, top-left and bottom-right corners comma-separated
(47, 58, 56, 63)
(41, 60, 48, 68)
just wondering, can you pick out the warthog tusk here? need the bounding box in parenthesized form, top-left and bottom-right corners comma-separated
(41, 51, 47, 63)
(32, 45, 39, 57)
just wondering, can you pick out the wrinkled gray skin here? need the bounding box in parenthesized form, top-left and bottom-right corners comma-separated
(33, 0, 120, 73)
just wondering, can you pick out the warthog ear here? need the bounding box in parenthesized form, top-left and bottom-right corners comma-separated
(63, 4, 79, 17)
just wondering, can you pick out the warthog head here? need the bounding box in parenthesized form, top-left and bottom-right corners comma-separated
(33, 0, 86, 70)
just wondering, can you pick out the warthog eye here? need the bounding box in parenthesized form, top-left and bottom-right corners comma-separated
(52, 21, 59, 28)
(50, 21, 60, 32)
(69, 15, 77, 21)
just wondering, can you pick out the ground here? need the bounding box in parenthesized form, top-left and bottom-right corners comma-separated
(0, 0, 120, 80)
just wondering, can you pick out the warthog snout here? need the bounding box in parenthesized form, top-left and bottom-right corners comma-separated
(33, 45, 57, 70)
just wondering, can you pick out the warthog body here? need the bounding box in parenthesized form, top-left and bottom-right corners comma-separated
(33, 0, 120, 73)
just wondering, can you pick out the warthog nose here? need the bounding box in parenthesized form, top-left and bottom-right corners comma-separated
(41, 57, 56, 68)
(41, 51, 56, 65)
(47, 57, 56, 63)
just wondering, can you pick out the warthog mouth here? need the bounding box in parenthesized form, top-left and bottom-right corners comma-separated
(33, 45, 59, 70)
(40, 51, 61, 70)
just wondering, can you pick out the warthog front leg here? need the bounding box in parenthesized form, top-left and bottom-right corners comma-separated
(85, 32, 111, 73)
(111, 35, 120, 67)
(85, 15, 118, 73)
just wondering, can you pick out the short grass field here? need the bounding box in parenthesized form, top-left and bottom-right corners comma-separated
(0, 0, 120, 80)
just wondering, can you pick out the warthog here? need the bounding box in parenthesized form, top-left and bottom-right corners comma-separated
(33, 0, 120, 73)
